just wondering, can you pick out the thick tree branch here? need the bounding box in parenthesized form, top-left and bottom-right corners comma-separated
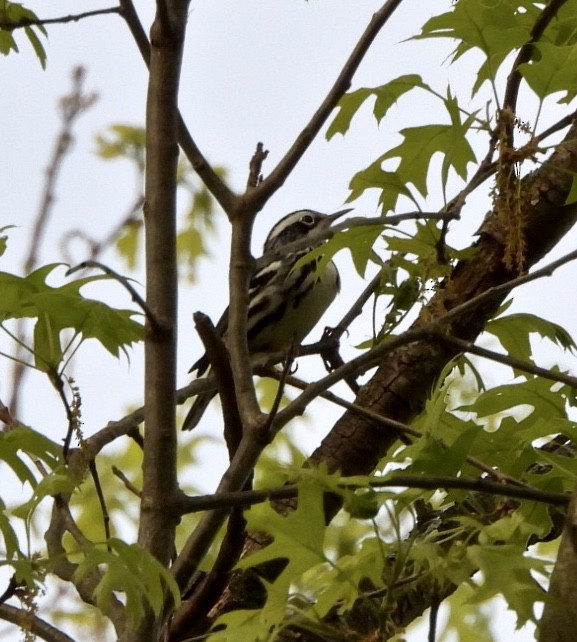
(198, 116, 577, 636)
(539, 482, 577, 641)
(128, 1, 190, 640)
(311, 119, 577, 480)
(0, 604, 76, 642)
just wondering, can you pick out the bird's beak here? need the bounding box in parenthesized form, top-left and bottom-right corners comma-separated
(327, 207, 353, 224)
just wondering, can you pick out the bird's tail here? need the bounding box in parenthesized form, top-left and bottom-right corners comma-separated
(182, 390, 216, 431)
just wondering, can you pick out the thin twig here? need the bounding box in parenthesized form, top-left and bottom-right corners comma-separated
(89, 460, 112, 543)
(502, 0, 570, 145)
(247, 142, 269, 190)
(536, 109, 577, 143)
(437, 246, 577, 329)
(10, 67, 97, 419)
(260, 367, 525, 485)
(432, 332, 577, 389)
(112, 465, 142, 498)
(66, 259, 158, 332)
(176, 472, 569, 514)
(1, 7, 119, 29)
(252, 0, 407, 209)
(332, 268, 384, 341)
(50, 374, 75, 459)
(262, 346, 296, 436)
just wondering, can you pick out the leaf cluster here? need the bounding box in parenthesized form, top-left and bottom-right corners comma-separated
(5, 1, 577, 641)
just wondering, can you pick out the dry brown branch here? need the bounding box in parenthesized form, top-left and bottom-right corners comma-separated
(9, 68, 97, 418)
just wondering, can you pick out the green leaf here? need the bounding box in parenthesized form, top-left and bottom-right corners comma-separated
(415, 0, 533, 95)
(466, 378, 566, 425)
(519, 42, 577, 103)
(0, 499, 22, 559)
(566, 174, 577, 205)
(466, 545, 547, 627)
(0, 264, 143, 366)
(343, 489, 379, 520)
(486, 312, 576, 366)
(326, 75, 425, 139)
(231, 483, 329, 634)
(0, 2, 47, 66)
(177, 227, 206, 281)
(0, 29, 18, 56)
(380, 100, 476, 197)
(438, 584, 495, 642)
(372, 75, 427, 123)
(0, 229, 10, 257)
(33, 310, 63, 371)
(24, 24, 46, 69)
(74, 539, 180, 625)
(292, 224, 382, 280)
(326, 88, 373, 139)
(0, 426, 62, 487)
(299, 536, 386, 618)
(95, 125, 146, 166)
(13, 471, 78, 521)
(383, 220, 457, 281)
(347, 164, 421, 214)
(116, 222, 142, 271)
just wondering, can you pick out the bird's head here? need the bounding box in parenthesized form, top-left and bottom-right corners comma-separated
(263, 208, 352, 253)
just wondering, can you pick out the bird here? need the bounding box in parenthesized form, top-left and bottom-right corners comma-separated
(182, 207, 351, 431)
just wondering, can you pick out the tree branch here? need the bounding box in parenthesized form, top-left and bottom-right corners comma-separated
(539, 481, 577, 641)
(433, 331, 577, 389)
(128, 1, 191, 639)
(9, 67, 97, 419)
(1, 7, 119, 29)
(175, 473, 569, 514)
(502, 0, 570, 145)
(249, 0, 407, 210)
(118, 0, 237, 213)
(0, 604, 76, 642)
(44, 496, 125, 635)
(193, 312, 243, 456)
(66, 260, 157, 331)
(199, 116, 577, 636)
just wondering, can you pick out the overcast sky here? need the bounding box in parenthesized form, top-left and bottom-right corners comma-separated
(2, 1, 574, 640)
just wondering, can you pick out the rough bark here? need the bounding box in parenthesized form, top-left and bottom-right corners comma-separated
(539, 483, 577, 642)
(187, 122, 577, 639)
(127, 1, 190, 641)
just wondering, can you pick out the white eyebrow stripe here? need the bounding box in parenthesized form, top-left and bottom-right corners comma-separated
(264, 210, 321, 248)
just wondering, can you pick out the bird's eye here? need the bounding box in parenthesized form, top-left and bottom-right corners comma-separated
(300, 213, 315, 226)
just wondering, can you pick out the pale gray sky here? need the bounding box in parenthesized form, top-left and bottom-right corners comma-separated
(2, 1, 573, 640)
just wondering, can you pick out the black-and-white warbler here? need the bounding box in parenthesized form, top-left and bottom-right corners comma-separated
(182, 208, 351, 431)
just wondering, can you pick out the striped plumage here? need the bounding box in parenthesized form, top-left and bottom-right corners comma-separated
(182, 208, 350, 431)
